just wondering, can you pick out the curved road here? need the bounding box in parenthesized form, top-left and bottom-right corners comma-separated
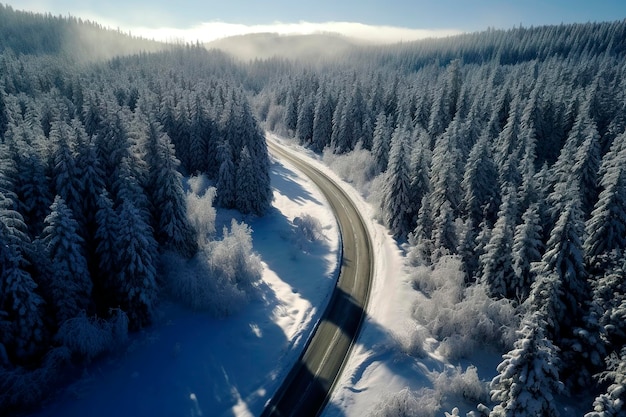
(262, 139, 374, 417)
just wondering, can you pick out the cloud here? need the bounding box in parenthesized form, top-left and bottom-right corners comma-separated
(131, 21, 462, 44)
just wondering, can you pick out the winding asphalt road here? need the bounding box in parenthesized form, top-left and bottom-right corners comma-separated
(261, 139, 374, 417)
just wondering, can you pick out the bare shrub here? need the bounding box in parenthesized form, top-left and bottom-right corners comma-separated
(55, 310, 128, 361)
(163, 220, 262, 316)
(433, 365, 489, 404)
(293, 213, 324, 244)
(412, 256, 518, 361)
(185, 180, 217, 242)
(322, 145, 376, 192)
(369, 387, 440, 417)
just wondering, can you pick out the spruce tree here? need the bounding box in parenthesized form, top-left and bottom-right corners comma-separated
(144, 120, 197, 256)
(0, 193, 45, 363)
(381, 127, 412, 238)
(114, 199, 158, 329)
(490, 315, 563, 417)
(235, 146, 258, 215)
(511, 203, 544, 301)
(584, 164, 626, 269)
(479, 188, 517, 298)
(41, 196, 92, 324)
(311, 86, 333, 152)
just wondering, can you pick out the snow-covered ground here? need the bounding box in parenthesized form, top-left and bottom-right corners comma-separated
(29, 145, 341, 417)
(268, 136, 438, 416)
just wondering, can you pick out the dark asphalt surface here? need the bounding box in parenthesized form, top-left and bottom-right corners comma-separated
(261, 140, 374, 417)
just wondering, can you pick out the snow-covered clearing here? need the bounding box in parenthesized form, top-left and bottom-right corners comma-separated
(29, 144, 340, 417)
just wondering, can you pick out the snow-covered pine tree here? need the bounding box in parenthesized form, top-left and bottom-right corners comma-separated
(462, 132, 500, 228)
(144, 120, 197, 256)
(479, 187, 517, 298)
(489, 314, 563, 417)
(41, 196, 92, 324)
(429, 118, 463, 218)
(50, 120, 82, 215)
(187, 93, 209, 175)
(572, 117, 601, 218)
(529, 189, 588, 339)
(408, 195, 434, 266)
(432, 199, 458, 260)
(283, 89, 298, 133)
(0, 193, 46, 363)
(235, 146, 258, 215)
(511, 203, 544, 301)
(95, 109, 133, 186)
(311, 86, 333, 152)
(216, 141, 236, 209)
(4, 124, 51, 237)
(371, 112, 392, 174)
(243, 121, 272, 215)
(584, 163, 626, 270)
(74, 125, 105, 238)
(381, 126, 412, 238)
(93, 190, 119, 315)
(296, 95, 314, 145)
(408, 135, 431, 226)
(114, 199, 159, 329)
(585, 347, 626, 417)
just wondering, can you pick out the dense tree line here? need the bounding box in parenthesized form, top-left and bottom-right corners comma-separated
(253, 20, 626, 415)
(0, 20, 272, 411)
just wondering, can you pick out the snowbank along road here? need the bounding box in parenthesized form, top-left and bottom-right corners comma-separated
(262, 139, 374, 417)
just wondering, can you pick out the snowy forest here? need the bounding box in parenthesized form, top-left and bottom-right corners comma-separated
(2, 2, 626, 415)
(252, 20, 626, 416)
(0, 5, 273, 413)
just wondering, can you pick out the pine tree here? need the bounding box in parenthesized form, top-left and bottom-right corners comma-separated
(50, 120, 82, 213)
(511, 203, 544, 301)
(284, 89, 298, 133)
(530, 191, 588, 338)
(93, 190, 119, 315)
(429, 119, 463, 218)
(584, 164, 626, 269)
(311, 86, 333, 152)
(381, 127, 412, 238)
(0, 193, 45, 363)
(74, 127, 105, 237)
(408, 137, 431, 225)
(144, 120, 197, 256)
(432, 199, 458, 260)
(371, 112, 392, 174)
(572, 118, 601, 218)
(243, 122, 273, 215)
(114, 199, 158, 329)
(0, 86, 8, 139)
(408, 196, 434, 266)
(296, 95, 314, 145)
(235, 146, 258, 215)
(216, 141, 236, 209)
(5, 125, 51, 236)
(462, 132, 500, 228)
(489, 314, 563, 417)
(479, 187, 517, 298)
(41, 196, 92, 324)
(585, 348, 626, 417)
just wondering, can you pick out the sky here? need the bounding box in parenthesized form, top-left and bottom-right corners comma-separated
(6, 0, 626, 43)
